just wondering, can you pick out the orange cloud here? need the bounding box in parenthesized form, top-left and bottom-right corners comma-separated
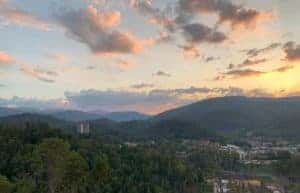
(272, 65, 294, 73)
(86, 5, 121, 28)
(180, 0, 273, 31)
(58, 6, 144, 55)
(221, 69, 266, 79)
(179, 44, 201, 59)
(0, 51, 14, 65)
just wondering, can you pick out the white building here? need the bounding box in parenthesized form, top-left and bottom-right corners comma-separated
(78, 122, 90, 134)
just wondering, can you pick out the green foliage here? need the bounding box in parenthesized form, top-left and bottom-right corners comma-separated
(0, 122, 214, 193)
(273, 154, 300, 177)
(14, 178, 35, 193)
(0, 175, 14, 193)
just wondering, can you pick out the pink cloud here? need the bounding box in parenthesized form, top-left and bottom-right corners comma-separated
(0, 1, 50, 30)
(179, 44, 201, 59)
(86, 5, 121, 28)
(57, 6, 144, 55)
(0, 51, 14, 65)
(20, 64, 58, 83)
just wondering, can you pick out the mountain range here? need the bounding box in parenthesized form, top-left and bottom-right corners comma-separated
(1, 96, 300, 140)
(0, 108, 150, 122)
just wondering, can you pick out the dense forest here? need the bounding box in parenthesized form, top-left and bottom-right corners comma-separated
(0, 114, 299, 193)
(0, 121, 234, 193)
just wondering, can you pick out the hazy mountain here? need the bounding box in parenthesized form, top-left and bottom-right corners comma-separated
(104, 111, 150, 122)
(50, 110, 149, 122)
(0, 107, 23, 117)
(2, 96, 300, 140)
(0, 107, 149, 122)
(49, 110, 102, 122)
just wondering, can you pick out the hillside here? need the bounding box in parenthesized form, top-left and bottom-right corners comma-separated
(0, 113, 74, 130)
(154, 96, 300, 139)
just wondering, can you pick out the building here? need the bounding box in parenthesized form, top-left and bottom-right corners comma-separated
(78, 122, 90, 134)
(220, 144, 247, 160)
(213, 179, 230, 193)
(124, 142, 138, 148)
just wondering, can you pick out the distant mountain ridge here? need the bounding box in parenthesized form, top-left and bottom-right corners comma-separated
(0, 107, 23, 117)
(104, 111, 149, 122)
(2, 96, 300, 140)
(49, 110, 101, 122)
(0, 108, 150, 122)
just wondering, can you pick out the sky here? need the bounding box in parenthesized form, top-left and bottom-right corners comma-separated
(1, 0, 300, 114)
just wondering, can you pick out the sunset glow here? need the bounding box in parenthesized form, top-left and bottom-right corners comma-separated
(1, 0, 300, 114)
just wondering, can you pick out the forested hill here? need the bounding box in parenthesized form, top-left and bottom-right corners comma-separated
(153, 96, 300, 139)
(0, 113, 73, 129)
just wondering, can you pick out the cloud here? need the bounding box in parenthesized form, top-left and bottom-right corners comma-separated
(20, 64, 58, 83)
(242, 42, 281, 58)
(216, 62, 293, 81)
(47, 53, 69, 64)
(153, 70, 171, 77)
(283, 41, 300, 62)
(151, 86, 212, 96)
(0, 51, 14, 66)
(131, 83, 155, 89)
(57, 6, 143, 55)
(272, 65, 294, 73)
(149, 86, 271, 98)
(0, 86, 275, 114)
(183, 23, 227, 44)
(154, 31, 174, 43)
(237, 58, 268, 68)
(179, 44, 200, 59)
(222, 69, 265, 79)
(204, 56, 220, 63)
(227, 63, 234, 70)
(64, 89, 183, 113)
(116, 59, 135, 70)
(0, 96, 67, 110)
(0, 1, 50, 30)
(129, 0, 173, 30)
(64, 87, 274, 113)
(130, 0, 229, 50)
(179, 0, 272, 30)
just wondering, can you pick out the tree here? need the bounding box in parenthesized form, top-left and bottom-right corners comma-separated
(34, 138, 70, 193)
(89, 156, 111, 193)
(14, 177, 35, 193)
(0, 175, 14, 193)
(60, 152, 88, 193)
